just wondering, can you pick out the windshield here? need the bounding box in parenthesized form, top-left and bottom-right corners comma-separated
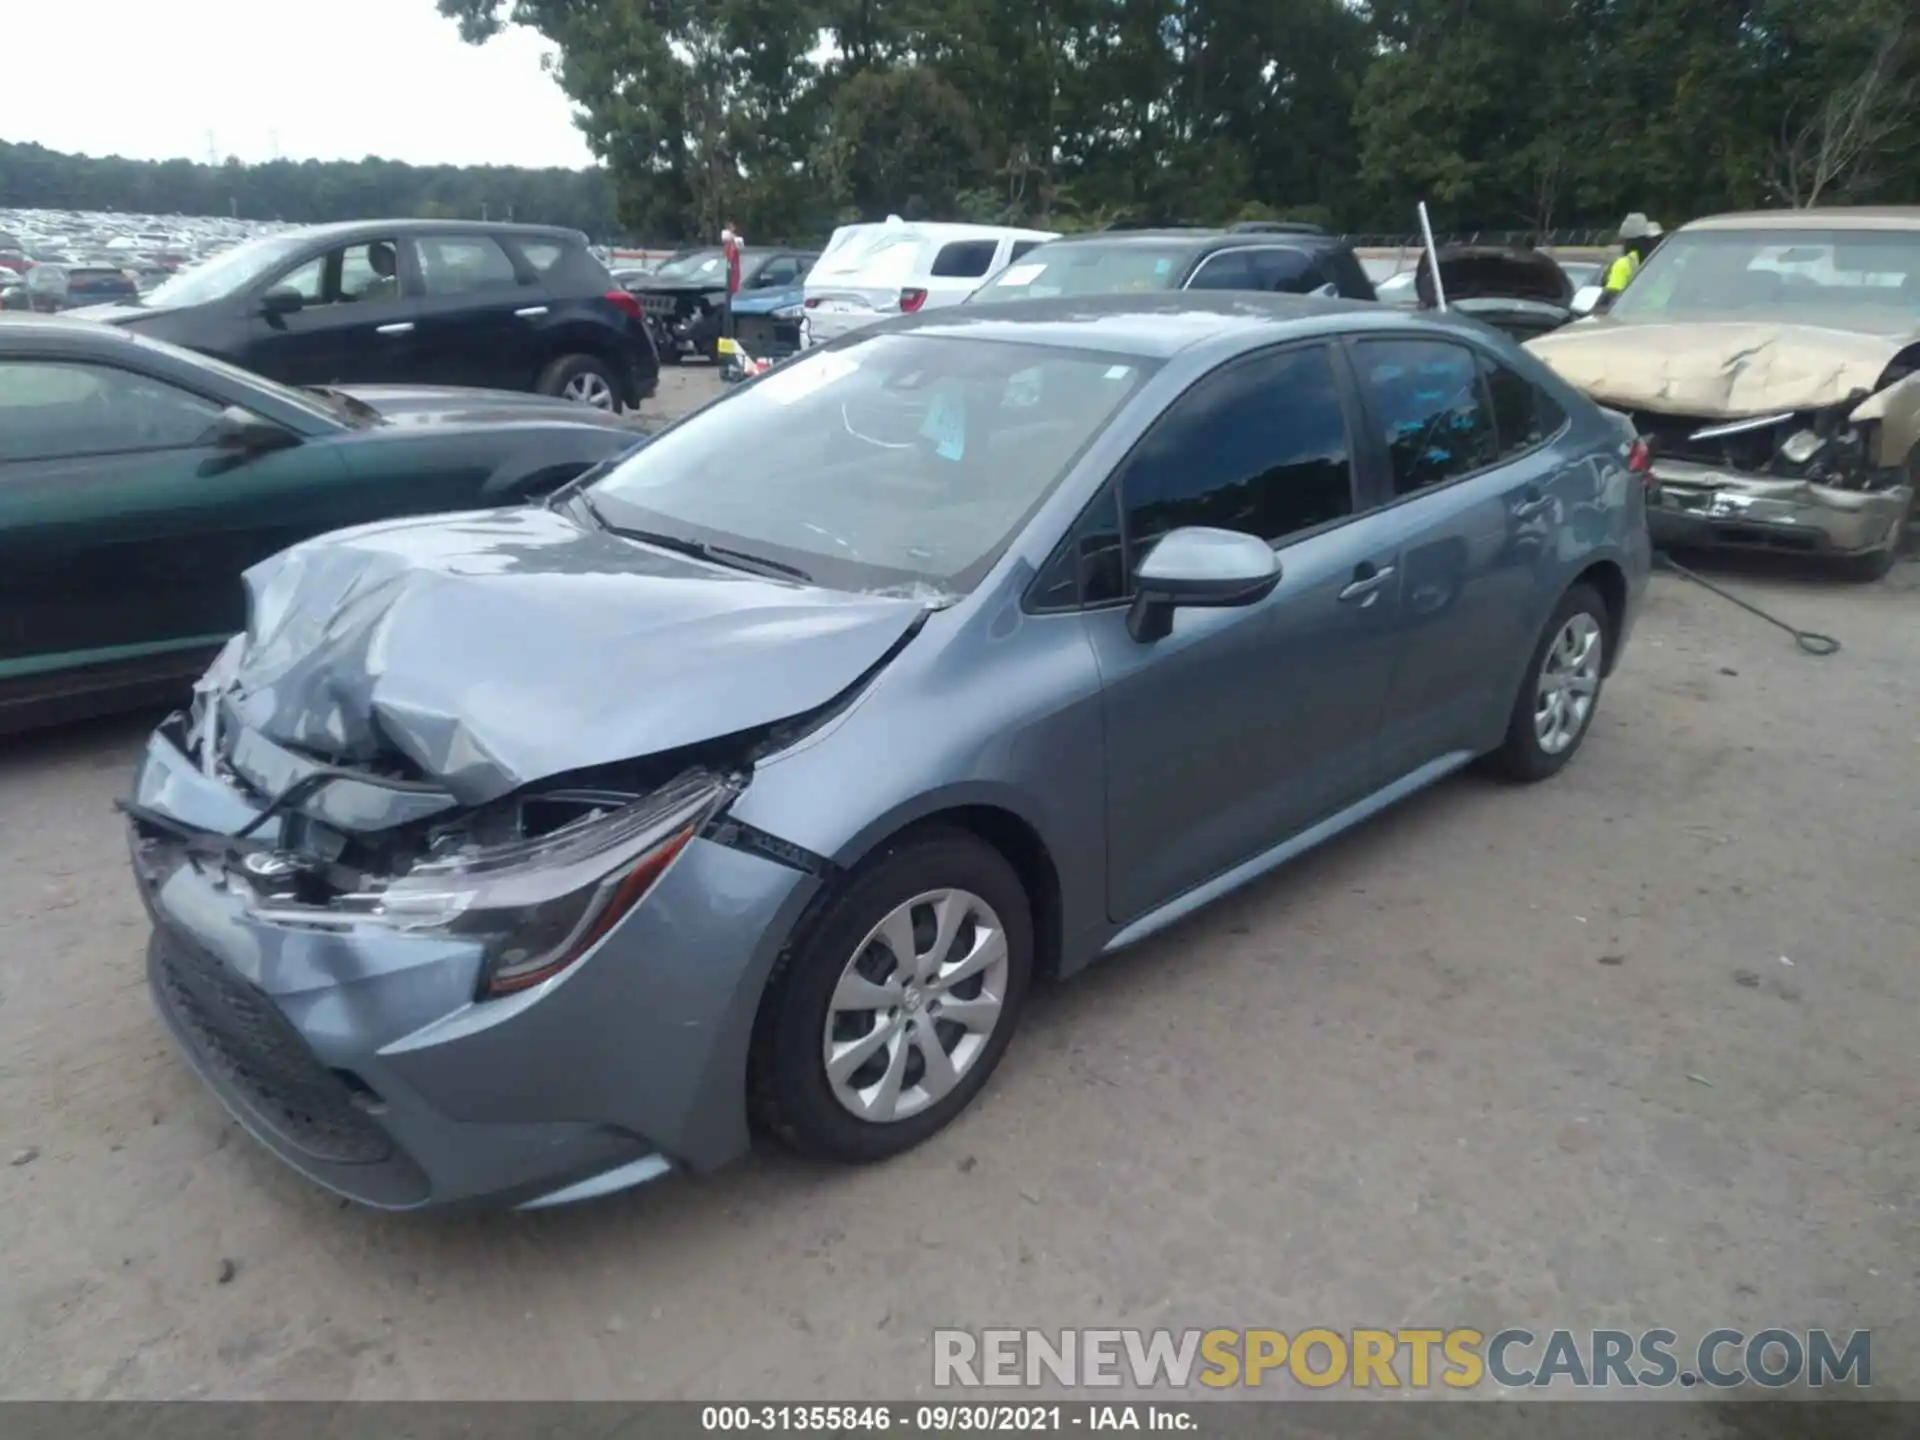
(587, 333, 1154, 594)
(1613, 228, 1920, 324)
(142, 233, 312, 308)
(969, 242, 1191, 303)
(654, 249, 729, 281)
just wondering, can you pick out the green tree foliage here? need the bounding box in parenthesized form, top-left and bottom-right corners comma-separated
(9, 0, 1919, 243)
(0, 140, 618, 235)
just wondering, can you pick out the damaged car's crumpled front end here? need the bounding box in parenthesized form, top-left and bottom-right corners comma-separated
(1527, 269, 1920, 577)
(125, 507, 925, 1209)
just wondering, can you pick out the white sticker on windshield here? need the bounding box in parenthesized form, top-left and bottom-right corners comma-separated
(1104, 365, 1134, 381)
(998, 263, 1046, 287)
(755, 350, 860, 406)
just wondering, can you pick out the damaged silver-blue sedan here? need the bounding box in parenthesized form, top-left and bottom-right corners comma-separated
(127, 293, 1651, 1210)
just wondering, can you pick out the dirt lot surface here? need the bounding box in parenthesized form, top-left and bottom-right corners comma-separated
(1, 384, 1915, 1399)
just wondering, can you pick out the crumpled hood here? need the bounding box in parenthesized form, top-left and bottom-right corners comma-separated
(1526, 320, 1909, 416)
(222, 506, 926, 805)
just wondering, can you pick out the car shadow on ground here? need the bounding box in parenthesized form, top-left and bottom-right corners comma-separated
(0, 705, 170, 779)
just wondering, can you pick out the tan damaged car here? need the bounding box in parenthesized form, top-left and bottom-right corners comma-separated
(1527, 207, 1920, 579)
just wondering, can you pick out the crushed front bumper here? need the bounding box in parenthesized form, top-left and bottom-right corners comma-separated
(1647, 460, 1912, 557)
(128, 724, 819, 1210)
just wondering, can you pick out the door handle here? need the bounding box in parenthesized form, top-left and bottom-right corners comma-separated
(515, 305, 549, 318)
(1338, 563, 1396, 605)
(375, 322, 415, 336)
(1513, 488, 1552, 519)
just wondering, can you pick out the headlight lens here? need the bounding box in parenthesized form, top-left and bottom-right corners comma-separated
(257, 771, 732, 996)
(771, 303, 803, 320)
(1778, 429, 1824, 466)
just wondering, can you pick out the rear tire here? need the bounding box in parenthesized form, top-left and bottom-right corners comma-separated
(1482, 583, 1610, 783)
(537, 353, 620, 410)
(749, 828, 1032, 1164)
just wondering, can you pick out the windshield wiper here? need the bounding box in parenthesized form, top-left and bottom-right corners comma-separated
(579, 495, 812, 583)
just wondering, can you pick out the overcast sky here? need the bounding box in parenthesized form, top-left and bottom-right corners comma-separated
(0, 0, 597, 170)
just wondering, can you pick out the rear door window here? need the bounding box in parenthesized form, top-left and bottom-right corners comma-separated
(1185, 249, 1259, 291)
(1252, 247, 1333, 294)
(1353, 338, 1500, 495)
(1479, 355, 1568, 458)
(931, 240, 1000, 279)
(412, 235, 525, 295)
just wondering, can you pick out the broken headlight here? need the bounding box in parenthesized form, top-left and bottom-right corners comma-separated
(263, 771, 733, 997)
(1773, 418, 1871, 484)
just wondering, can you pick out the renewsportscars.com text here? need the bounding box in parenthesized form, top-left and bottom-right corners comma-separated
(933, 1327, 1872, 1391)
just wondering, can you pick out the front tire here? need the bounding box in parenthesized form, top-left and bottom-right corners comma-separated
(750, 829, 1033, 1163)
(1483, 583, 1610, 783)
(537, 353, 620, 410)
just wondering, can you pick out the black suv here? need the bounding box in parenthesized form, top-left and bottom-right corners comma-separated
(966, 222, 1379, 305)
(68, 221, 659, 411)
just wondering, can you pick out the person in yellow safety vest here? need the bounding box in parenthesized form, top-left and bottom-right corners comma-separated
(1605, 212, 1664, 292)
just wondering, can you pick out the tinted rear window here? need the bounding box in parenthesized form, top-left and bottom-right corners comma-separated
(969, 242, 1191, 303)
(932, 240, 1001, 278)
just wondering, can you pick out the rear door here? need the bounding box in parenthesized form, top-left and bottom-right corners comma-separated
(1346, 335, 1571, 777)
(0, 356, 350, 686)
(1089, 342, 1404, 923)
(241, 237, 420, 386)
(401, 233, 538, 390)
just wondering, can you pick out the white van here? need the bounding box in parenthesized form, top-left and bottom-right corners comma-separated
(802, 217, 1058, 345)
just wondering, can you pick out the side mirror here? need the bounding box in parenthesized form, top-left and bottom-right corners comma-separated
(260, 287, 305, 317)
(1127, 526, 1282, 643)
(1570, 284, 1610, 317)
(205, 405, 300, 457)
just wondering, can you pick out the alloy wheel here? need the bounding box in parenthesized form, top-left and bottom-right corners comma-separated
(1535, 612, 1603, 755)
(561, 371, 616, 409)
(822, 888, 1010, 1123)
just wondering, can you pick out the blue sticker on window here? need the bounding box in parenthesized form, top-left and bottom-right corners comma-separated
(919, 389, 967, 461)
(1154, 258, 1173, 275)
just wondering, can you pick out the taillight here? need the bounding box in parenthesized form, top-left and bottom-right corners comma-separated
(604, 288, 644, 320)
(803, 297, 821, 309)
(1627, 438, 1653, 486)
(899, 287, 928, 313)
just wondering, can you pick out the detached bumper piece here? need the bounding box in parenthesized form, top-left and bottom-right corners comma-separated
(1648, 460, 1912, 557)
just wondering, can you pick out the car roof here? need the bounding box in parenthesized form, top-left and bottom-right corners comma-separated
(260, 219, 587, 244)
(0, 314, 141, 353)
(1683, 207, 1920, 233)
(830, 220, 1057, 242)
(886, 290, 1443, 359)
(1025, 229, 1343, 253)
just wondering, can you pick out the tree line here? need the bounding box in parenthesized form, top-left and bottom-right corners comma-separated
(0, 140, 618, 239)
(436, 0, 1919, 244)
(7, 0, 1917, 248)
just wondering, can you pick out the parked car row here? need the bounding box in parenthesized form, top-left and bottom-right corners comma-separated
(24, 195, 1910, 1219)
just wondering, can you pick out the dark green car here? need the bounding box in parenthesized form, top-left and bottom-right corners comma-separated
(1, 315, 645, 733)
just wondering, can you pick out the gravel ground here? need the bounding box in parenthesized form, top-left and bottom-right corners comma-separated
(0, 406, 1914, 1400)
